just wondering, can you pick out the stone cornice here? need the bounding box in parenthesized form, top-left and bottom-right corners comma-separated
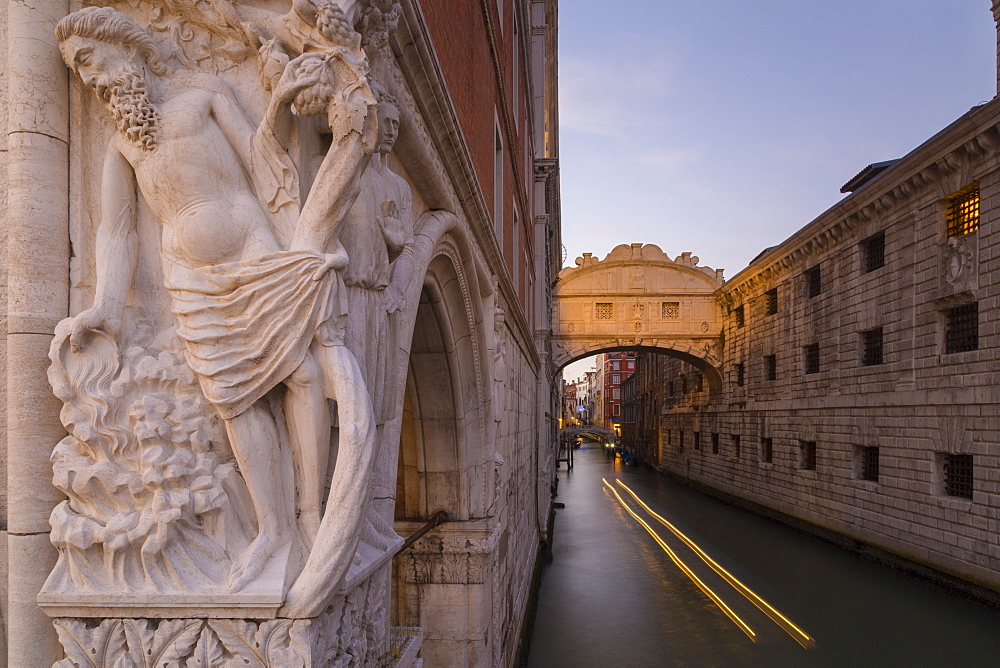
(559, 243, 724, 287)
(719, 99, 1000, 308)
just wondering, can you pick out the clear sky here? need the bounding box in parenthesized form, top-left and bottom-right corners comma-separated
(559, 1, 996, 382)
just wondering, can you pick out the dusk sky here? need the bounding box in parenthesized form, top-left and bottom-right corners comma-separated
(559, 1, 996, 381)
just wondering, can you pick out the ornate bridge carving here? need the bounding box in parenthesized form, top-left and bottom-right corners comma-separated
(553, 243, 725, 384)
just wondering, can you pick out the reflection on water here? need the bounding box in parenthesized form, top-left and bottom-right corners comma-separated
(526, 444, 1000, 667)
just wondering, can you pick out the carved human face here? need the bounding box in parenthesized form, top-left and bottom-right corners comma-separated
(378, 103, 399, 154)
(60, 36, 136, 103)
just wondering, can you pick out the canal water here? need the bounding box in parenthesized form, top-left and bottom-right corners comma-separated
(526, 443, 1000, 667)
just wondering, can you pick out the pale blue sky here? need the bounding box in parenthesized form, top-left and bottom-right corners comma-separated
(559, 1, 996, 380)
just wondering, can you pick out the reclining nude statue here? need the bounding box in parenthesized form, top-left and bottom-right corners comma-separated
(50, 4, 383, 616)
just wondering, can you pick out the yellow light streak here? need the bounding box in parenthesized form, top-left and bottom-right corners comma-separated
(615, 479, 815, 649)
(602, 478, 757, 641)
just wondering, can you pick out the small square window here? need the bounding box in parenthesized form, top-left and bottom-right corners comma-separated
(861, 327, 884, 366)
(661, 302, 680, 319)
(803, 344, 820, 375)
(859, 446, 880, 482)
(694, 431, 701, 451)
(805, 265, 822, 298)
(764, 355, 777, 381)
(800, 441, 817, 470)
(946, 183, 980, 237)
(761, 437, 773, 463)
(735, 363, 745, 387)
(732, 435, 741, 459)
(764, 288, 778, 315)
(944, 302, 978, 354)
(711, 432, 720, 455)
(595, 302, 613, 319)
(733, 305, 745, 328)
(861, 231, 885, 272)
(943, 453, 974, 499)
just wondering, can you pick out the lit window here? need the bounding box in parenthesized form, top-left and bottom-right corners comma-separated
(861, 327, 884, 366)
(944, 302, 978, 354)
(946, 183, 979, 237)
(861, 231, 885, 272)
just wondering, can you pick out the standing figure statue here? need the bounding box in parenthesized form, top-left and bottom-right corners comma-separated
(55, 5, 378, 602)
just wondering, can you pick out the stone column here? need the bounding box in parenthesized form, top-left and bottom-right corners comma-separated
(5, 0, 70, 665)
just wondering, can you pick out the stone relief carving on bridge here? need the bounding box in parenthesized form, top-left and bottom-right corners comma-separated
(45, 3, 412, 656)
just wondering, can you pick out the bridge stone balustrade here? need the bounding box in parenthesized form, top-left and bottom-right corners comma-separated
(553, 243, 726, 391)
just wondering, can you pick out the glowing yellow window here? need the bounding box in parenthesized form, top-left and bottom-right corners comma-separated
(946, 183, 979, 237)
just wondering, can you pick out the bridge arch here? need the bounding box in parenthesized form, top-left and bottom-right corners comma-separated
(552, 243, 726, 392)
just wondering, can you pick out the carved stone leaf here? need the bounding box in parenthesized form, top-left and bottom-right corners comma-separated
(122, 619, 202, 668)
(54, 619, 127, 668)
(188, 626, 224, 667)
(209, 620, 266, 668)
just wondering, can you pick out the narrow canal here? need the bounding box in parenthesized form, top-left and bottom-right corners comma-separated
(526, 443, 1000, 666)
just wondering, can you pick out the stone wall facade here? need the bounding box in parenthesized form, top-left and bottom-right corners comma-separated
(658, 96, 1000, 593)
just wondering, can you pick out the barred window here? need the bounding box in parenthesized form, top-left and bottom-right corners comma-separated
(861, 327, 884, 366)
(595, 302, 613, 320)
(800, 441, 817, 470)
(735, 363, 745, 387)
(694, 431, 701, 451)
(860, 446, 880, 482)
(661, 302, 680, 319)
(764, 355, 777, 381)
(761, 437, 773, 463)
(711, 432, 720, 455)
(861, 231, 885, 272)
(695, 374, 704, 392)
(944, 302, 978, 354)
(734, 305, 745, 328)
(678, 431, 685, 453)
(946, 184, 980, 237)
(943, 453, 974, 499)
(803, 343, 820, 375)
(764, 288, 778, 315)
(805, 265, 822, 298)
(680, 375, 687, 394)
(732, 435, 741, 459)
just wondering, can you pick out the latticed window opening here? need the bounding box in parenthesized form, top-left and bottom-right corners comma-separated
(944, 453, 974, 499)
(800, 441, 817, 470)
(805, 265, 822, 298)
(804, 343, 820, 374)
(946, 183, 980, 237)
(761, 437, 773, 463)
(764, 288, 778, 315)
(862, 327, 884, 366)
(764, 355, 777, 381)
(661, 301, 680, 319)
(595, 302, 613, 320)
(733, 305, 745, 328)
(944, 302, 978, 354)
(732, 435, 741, 459)
(711, 432, 720, 454)
(860, 446, 880, 482)
(861, 231, 885, 272)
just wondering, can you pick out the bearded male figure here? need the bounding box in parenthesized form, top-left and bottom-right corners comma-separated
(56, 6, 378, 596)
